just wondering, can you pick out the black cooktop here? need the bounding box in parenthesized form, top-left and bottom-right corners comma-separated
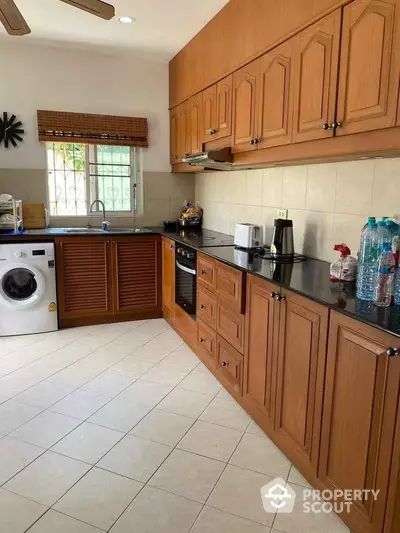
(161, 228, 235, 248)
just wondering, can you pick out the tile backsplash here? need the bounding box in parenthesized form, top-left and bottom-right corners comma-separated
(195, 158, 400, 263)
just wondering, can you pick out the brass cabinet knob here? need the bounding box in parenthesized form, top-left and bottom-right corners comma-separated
(250, 139, 255, 145)
(222, 361, 229, 367)
(200, 338, 205, 343)
(322, 123, 332, 130)
(332, 121, 343, 129)
(386, 348, 399, 357)
(271, 292, 278, 298)
(200, 304, 206, 309)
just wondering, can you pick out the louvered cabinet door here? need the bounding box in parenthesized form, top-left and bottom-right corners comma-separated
(56, 237, 113, 320)
(112, 237, 162, 316)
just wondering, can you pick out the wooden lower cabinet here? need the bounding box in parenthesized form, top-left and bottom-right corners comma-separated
(319, 311, 400, 533)
(197, 286, 217, 329)
(197, 319, 217, 370)
(56, 235, 162, 327)
(216, 335, 244, 396)
(217, 299, 245, 354)
(162, 237, 175, 321)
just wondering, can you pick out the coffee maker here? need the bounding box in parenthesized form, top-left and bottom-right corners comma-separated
(271, 219, 294, 256)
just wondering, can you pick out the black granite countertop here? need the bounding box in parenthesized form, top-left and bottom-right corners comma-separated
(2, 226, 400, 338)
(14, 227, 158, 236)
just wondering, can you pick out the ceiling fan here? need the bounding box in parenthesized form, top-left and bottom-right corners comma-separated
(0, 0, 115, 36)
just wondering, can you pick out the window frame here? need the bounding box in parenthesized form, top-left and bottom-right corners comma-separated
(46, 143, 142, 218)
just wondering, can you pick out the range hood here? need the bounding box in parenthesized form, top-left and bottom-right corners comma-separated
(183, 147, 233, 171)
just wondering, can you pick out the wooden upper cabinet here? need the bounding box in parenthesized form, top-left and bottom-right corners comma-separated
(162, 237, 175, 319)
(319, 311, 400, 533)
(292, 10, 341, 143)
(176, 101, 190, 161)
(214, 75, 233, 140)
(336, 0, 400, 136)
(56, 237, 113, 320)
(274, 290, 328, 479)
(232, 58, 260, 152)
(112, 237, 161, 316)
(188, 93, 203, 154)
(170, 107, 179, 164)
(202, 85, 217, 142)
(257, 39, 295, 149)
(243, 276, 277, 429)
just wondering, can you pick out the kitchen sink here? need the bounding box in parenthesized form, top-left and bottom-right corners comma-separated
(65, 228, 105, 233)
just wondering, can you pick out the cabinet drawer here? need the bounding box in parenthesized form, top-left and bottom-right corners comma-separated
(197, 286, 217, 329)
(216, 261, 245, 313)
(216, 335, 243, 395)
(197, 319, 217, 369)
(217, 300, 245, 354)
(198, 254, 216, 291)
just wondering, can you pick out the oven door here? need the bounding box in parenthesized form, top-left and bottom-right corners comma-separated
(175, 259, 197, 318)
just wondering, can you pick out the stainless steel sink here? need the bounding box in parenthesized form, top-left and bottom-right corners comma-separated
(65, 228, 105, 233)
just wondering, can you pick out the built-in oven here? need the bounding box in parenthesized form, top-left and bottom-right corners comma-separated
(175, 244, 197, 319)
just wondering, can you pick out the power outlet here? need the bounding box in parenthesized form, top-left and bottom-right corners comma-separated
(277, 209, 288, 220)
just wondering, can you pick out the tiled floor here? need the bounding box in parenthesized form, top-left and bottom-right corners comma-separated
(0, 319, 350, 533)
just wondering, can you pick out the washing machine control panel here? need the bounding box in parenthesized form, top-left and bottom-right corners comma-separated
(14, 251, 24, 259)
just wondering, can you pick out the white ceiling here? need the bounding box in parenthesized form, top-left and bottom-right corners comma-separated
(0, 0, 229, 60)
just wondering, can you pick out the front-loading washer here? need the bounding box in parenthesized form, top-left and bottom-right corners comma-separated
(0, 242, 58, 336)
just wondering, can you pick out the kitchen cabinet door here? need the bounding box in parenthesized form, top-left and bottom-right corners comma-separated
(292, 10, 341, 143)
(177, 101, 190, 161)
(188, 93, 203, 154)
(214, 75, 233, 140)
(170, 107, 179, 164)
(319, 311, 400, 533)
(216, 335, 244, 396)
(243, 276, 277, 431)
(257, 39, 295, 149)
(274, 290, 328, 481)
(112, 237, 161, 317)
(232, 58, 260, 153)
(56, 237, 113, 322)
(336, 0, 400, 136)
(202, 84, 217, 142)
(162, 237, 175, 320)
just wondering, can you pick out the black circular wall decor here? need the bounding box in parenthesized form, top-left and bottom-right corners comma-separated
(0, 112, 25, 148)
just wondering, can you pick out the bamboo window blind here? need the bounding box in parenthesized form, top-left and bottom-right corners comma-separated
(37, 110, 148, 147)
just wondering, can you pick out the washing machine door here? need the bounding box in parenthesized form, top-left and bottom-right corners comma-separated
(0, 263, 46, 309)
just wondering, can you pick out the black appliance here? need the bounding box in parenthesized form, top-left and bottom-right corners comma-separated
(175, 244, 197, 318)
(271, 219, 294, 256)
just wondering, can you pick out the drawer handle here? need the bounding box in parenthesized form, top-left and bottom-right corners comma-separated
(270, 292, 277, 298)
(201, 269, 207, 275)
(386, 348, 400, 357)
(221, 361, 229, 367)
(200, 338, 206, 343)
(200, 304, 206, 309)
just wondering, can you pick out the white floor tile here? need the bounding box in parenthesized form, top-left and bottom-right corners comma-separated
(142, 361, 191, 387)
(200, 398, 251, 431)
(54, 467, 142, 530)
(4, 451, 90, 506)
(52, 422, 124, 464)
(82, 372, 134, 397)
(0, 437, 44, 485)
(149, 449, 225, 503)
(229, 433, 291, 478)
(80, 347, 128, 371)
(98, 434, 172, 483)
(207, 465, 275, 526)
(158, 388, 213, 418)
(216, 388, 235, 401)
(48, 363, 101, 388)
(10, 410, 81, 448)
(0, 399, 42, 434)
(15, 381, 74, 409)
(108, 355, 156, 378)
(287, 466, 311, 488)
(110, 485, 201, 533)
(178, 365, 222, 395)
(0, 372, 41, 397)
(192, 506, 272, 533)
(177, 420, 243, 462)
(51, 389, 110, 420)
(0, 488, 47, 533)
(89, 397, 151, 433)
(130, 409, 195, 446)
(28, 509, 104, 533)
(163, 347, 200, 372)
(246, 420, 266, 438)
(118, 379, 174, 408)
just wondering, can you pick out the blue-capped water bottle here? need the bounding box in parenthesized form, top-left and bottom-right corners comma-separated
(357, 218, 379, 301)
(374, 244, 395, 307)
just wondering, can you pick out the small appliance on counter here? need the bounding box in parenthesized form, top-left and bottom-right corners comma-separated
(271, 219, 294, 256)
(234, 223, 263, 249)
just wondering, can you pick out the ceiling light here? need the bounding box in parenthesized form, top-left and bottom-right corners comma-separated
(119, 16, 135, 24)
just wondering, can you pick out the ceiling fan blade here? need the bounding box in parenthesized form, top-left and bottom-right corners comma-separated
(0, 0, 31, 35)
(59, 0, 115, 20)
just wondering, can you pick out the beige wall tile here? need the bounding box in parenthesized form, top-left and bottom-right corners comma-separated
(226, 171, 247, 205)
(372, 158, 400, 218)
(335, 160, 374, 216)
(245, 170, 263, 206)
(262, 167, 283, 208)
(333, 213, 365, 256)
(282, 166, 307, 209)
(306, 163, 337, 213)
(303, 211, 335, 261)
(203, 202, 231, 235)
(261, 207, 278, 245)
(287, 209, 307, 254)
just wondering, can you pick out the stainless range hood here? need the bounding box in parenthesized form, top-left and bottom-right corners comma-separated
(182, 147, 233, 171)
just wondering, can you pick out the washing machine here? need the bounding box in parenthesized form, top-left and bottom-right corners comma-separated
(0, 242, 58, 336)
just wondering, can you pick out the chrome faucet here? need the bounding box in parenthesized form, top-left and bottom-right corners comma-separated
(89, 200, 110, 231)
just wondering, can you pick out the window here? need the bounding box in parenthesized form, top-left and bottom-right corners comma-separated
(46, 143, 141, 217)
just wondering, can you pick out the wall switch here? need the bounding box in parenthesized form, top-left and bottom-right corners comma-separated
(277, 209, 288, 220)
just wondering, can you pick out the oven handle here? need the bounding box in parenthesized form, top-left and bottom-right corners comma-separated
(176, 260, 196, 276)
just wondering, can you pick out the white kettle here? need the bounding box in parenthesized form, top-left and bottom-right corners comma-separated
(234, 223, 263, 249)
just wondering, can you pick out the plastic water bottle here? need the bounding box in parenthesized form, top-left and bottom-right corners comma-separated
(394, 268, 400, 305)
(376, 220, 391, 252)
(386, 219, 400, 265)
(374, 244, 396, 307)
(357, 219, 378, 301)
